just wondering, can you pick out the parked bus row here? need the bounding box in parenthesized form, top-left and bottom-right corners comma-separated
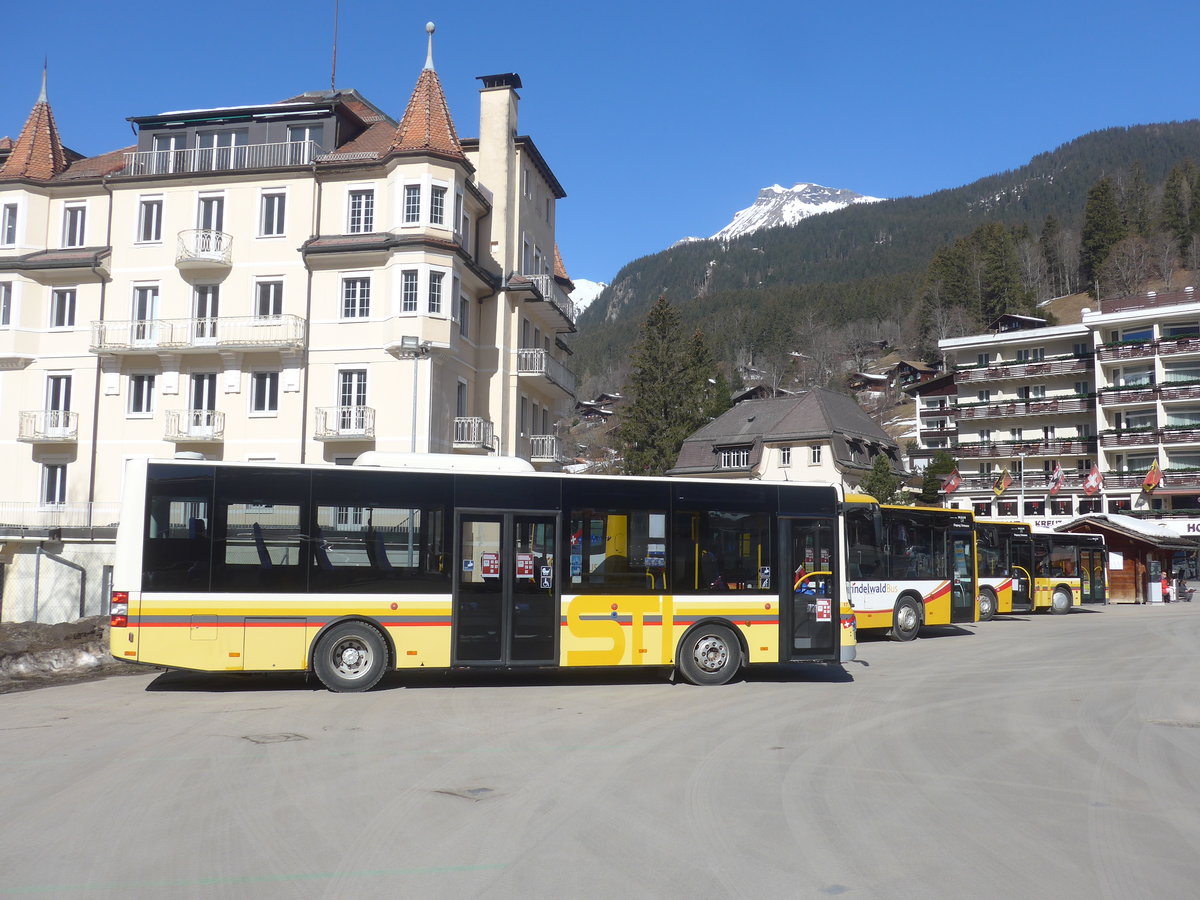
(108, 457, 1104, 691)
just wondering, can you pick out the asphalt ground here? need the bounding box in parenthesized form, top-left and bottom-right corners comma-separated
(1, 603, 1198, 899)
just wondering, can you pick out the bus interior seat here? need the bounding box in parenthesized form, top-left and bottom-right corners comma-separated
(311, 525, 335, 571)
(366, 530, 394, 571)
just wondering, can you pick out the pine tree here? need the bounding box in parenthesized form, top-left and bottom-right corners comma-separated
(620, 297, 718, 475)
(917, 450, 957, 505)
(1079, 176, 1125, 294)
(1159, 162, 1196, 259)
(1120, 161, 1153, 237)
(859, 453, 903, 504)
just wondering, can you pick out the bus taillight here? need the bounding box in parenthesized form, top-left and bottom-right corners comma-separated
(110, 591, 129, 628)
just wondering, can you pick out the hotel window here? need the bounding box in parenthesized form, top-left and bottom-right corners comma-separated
(402, 270, 419, 313)
(456, 381, 468, 418)
(780, 446, 791, 466)
(430, 186, 446, 226)
(256, 281, 283, 317)
(50, 289, 76, 328)
(259, 191, 286, 237)
(341, 278, 370, 318)
(809, 445, 821, 465)
(0, 282, 10, 325)
(128, 374, 155, 415)
(137, 198, 162, 242)
(41, 464, 66, 507)
(1, 204, 17, 245)
(251, 372, 279, 414)
(458, 293, 470, 338)
(404, 184, 421, 223)
(428, 272, 443, 315)
(348, 189, 374, 233)
(62, 205, 86, 248)
(453, 193, 464, 237)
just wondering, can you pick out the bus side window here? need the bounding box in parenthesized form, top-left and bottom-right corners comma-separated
(844, 508, 881, 578)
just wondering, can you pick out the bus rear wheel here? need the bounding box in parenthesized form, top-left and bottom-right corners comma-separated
(677, 624, 742, 685)
(313, 621, 388, 692)
(978, 590, 997, 622)
(1050, 589, 1072, 616)
(891, 597, 921, 642)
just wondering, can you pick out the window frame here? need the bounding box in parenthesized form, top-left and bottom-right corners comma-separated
(250, 370, 280, 416)
(255, 280, 283, 317)
(128, 373, 156, 417)
(403, 183, 421, 224)
(50, 288, 77, 329)
(401, 270, 419, 314)
(430, 185, 447, 226)
(136, 197, 163, 244)
(62, 204, 86, 248)
(1, 203, 17, 246)
(347, 188, 375, 234)
(0, 281, 11, 326)
(341, 276, 371, 319)
(428, 271, 443, 315)
(258, 189, 286, 238)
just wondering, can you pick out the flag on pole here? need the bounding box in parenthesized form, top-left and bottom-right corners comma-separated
(943, 468, 962, 494)
(992, 468, 1013, 496)
(1083, 464, 1104, 496)
(1142, 459, 1162, 493)
(1048, 462, 1066, 496)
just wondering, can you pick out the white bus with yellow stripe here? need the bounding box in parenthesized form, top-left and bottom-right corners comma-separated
(110, 456, 855, 691)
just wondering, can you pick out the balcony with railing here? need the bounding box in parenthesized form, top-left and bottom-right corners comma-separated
(953, 437, 1097, 458)
(1159, 382, 1200, 402)
(121, 140, 318, 177)
(950, 472, 1090, 493)
(0, 501, 121, 539)
(1098, 385, 1158, 406)
(1103, 470, 1200, 489)
(918, 404, 954, 420)
(314, 406, 375, 441)
(1160, 425, 1200, 445)
(1096, 341, 1156, 362)
(517, 348, 577, 396)
(529, 433, 563, 463)
(18, 410, 79, 443)
(953, 356, 1091, 383)
(165, 409, 224, 442)
(91, 315, 305, 354)
(1099, 428, 1160, 448)
(176, 229, 232, 270)
(919, 425, 955, 441)
(452, 417, 495, 452)
(955, 396, 1095, 420)
(521, 273, 576, 329)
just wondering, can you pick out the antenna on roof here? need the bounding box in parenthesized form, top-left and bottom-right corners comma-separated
(329, 0, 340, 91)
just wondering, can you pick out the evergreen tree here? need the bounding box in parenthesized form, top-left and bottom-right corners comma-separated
(975, 222, 1030, 322)
(1039, 215, 1064, 297)
(1079, 176, 1125, 294)
(1120, 161, 1153, 237)
(859, 453, 903, 504)
(620, 297, 718, 475)
(917, 450, 957, 505)
(1159, 162, 1196, 259)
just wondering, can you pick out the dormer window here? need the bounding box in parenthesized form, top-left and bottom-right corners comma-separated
(718, 446, 750, 469)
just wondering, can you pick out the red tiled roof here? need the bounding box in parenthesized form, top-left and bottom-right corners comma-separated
(0, 97, 68, 181)
(331, 121, 394, 157)
(391, 67, 465, 160)
(56, 145, 132, 180)
(554, 245, 571, 281)
(0, 137, 13, 150)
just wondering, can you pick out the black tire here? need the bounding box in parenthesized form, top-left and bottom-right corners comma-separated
(978, 589, 997, 622)
(676, 624, 742, 685)
(1050, 589, 1072, 616)
(312, 621, 389, 692)
(891, 597, 921, 642)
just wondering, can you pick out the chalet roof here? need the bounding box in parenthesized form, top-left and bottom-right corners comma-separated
(669, 388, 903, 477)
(0, 73, 68, 181)
(1057, 514, 1200, 551)
(989, 313, 1047, 332)
(904, 371, 957, 397)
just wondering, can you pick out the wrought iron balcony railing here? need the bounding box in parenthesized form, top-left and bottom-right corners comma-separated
(91, 315, 305, 353)
(517, 348, 577, 396)
(121, 140, 318, 176)
(165, 409, 225, 442)
(529, 433, 563, 463)
(453, 416, 495, 451)
(522, 273, 576, 326)
(176, 229, 232, 268)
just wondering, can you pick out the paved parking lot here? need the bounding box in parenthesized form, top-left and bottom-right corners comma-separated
(2, 604, 1198, 899)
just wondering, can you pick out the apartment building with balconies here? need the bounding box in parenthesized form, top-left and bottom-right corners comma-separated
(0, 30, 577, 621)
(928, 315, 1098, 522)
(1085, 288, 1200, 515)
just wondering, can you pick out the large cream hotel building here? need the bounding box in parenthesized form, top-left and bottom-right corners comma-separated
(0, 30, 577, 621)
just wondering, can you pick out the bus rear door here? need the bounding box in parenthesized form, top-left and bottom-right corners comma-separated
(782, 518, 838, 661)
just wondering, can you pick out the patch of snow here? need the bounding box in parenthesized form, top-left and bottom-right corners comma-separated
(569, 279, 608, 314)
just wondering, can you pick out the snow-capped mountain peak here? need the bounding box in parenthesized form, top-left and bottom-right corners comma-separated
(710, 182, 883, 242)
(569, 278, 608, 315)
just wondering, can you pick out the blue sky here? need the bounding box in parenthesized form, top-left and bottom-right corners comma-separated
(4, 1, 1199, 284)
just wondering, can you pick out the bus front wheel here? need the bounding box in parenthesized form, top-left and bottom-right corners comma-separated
(978, 590, 997, 622)
(313, 621, 389, 692)
(1050, 589, 1072, 616)
(891, 598, 921, 642)
(677, 624, 742, 685)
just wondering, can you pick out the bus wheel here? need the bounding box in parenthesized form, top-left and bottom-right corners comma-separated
(978, 590, 997, 622)
(1050, 589, 1072, 616)
(891, 598, 921, 642)
(313, 621, 388, 692)
(677, 625, 742, 685)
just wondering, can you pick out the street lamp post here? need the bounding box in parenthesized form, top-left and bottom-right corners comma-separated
(1018, 451, 1026, 519)
(392, 335, 431, 452)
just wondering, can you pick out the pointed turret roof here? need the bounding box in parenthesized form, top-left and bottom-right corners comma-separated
(390, 23, 465, 161)
(553, 245, 575, 292)
(0, 70, 68, 181)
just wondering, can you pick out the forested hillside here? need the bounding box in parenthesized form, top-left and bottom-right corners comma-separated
(571, 121, 1200, 395)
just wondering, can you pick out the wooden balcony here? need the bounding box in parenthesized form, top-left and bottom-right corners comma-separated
(954, 357, 1090, 383)
(1098, 386, 1157, 406)
(1099, 429, 1159, 448)
(955, 397, 1094, 420)
(1096, 341, 1155, 362)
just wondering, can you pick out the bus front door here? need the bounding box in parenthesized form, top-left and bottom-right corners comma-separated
(1010, 539, 1034, 612)
(782, 518, 837, 661)
(454, 512, 558, 666)
(949, 528, 976, 623)
(1081, 548, 1106, 604)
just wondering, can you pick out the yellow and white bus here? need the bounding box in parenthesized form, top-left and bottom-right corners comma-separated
(842, 499, 977, 641)
(975, 519, 1034, 620)
(109, 456, 856, 691)
(1031, 531, 1107, 613)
